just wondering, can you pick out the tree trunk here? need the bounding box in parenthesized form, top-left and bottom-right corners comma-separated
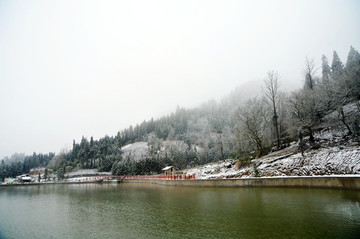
(308, 126, 315, 143)
(273, 112, 280, 148)
(218, 134, 225, 162)
(338, 106, 352, 135)
(255, 138, 263, 157)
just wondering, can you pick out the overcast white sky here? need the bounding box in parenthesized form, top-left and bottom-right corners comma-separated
(0, 0, 359, 158)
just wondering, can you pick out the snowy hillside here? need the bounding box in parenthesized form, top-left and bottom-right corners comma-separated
(121, 142, 148, 161)
(185, 143, 360, 179)
(183, 101, 360, 179)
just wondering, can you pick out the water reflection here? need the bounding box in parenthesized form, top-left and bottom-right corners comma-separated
(0, 184, 360, 238)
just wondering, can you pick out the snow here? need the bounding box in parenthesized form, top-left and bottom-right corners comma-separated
(121, 142, 148, 161)
(121, 144, 133, 150)
(185, 159, 239, 179)
(184, 146, 360, 179)
(162, 166, 173, 171)
(258, 146, 360, 177)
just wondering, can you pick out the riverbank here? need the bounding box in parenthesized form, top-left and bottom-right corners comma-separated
(0, 181, 109, 187)
(0, 176, 116, 187)
(123, 175, 360, 190)
(2, 175, 360, 190)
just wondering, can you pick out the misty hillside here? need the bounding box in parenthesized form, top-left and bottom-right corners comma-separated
(186, 102, 360, 179)
(1, 46, 360, 179)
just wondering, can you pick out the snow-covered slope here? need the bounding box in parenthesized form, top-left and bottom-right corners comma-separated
(185, 102, 360, 179)
(184, 145, 360, 179)
(121, 142, 148, 161)
(257, 146, 360, 177)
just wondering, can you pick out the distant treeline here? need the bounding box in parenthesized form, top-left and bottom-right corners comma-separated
(50, 104, 233, 177)
(1, 46, 359, 180)
(0, 153, 54, 179)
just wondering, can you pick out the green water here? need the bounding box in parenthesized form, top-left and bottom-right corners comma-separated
(0, 183, 360, 239)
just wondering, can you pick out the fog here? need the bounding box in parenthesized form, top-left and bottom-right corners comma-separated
(0, 0, 359, 158)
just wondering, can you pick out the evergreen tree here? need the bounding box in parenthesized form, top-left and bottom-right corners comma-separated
(321, 55, 331, 82)
(89, 136, 96, 168)
(331, 51, 344, 81)
(79, 136, 90, 168)
(44, 167, 48, 182)
(345, 46, 360, 100)
(57, 166, 65, 181)
(0, 160, 6, 181)
(71, 140, 80, 162)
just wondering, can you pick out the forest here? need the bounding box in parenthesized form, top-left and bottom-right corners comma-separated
(1, 46, 359, 180)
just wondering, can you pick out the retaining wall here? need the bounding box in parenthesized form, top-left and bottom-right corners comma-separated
(123, 176, 360, 190)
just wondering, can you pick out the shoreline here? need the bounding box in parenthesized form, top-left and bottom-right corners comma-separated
(1, 175, 360, 190)
(123, 175, 360, 190)
(0, 180, 113, 187)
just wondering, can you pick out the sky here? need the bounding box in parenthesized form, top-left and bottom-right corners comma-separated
(0, 0, 359, 158)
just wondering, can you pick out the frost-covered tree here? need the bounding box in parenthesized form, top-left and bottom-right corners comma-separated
(289, 89, 322, 143)
(0, 160, 6, 181)
(235, 97, 270, 156)
(208, 106, 229, 161)
(44, 167, 48, 182)
(325, 47, 360, 135)
(331, 51, 344, 81)
(147, 133, 162, 156)
(304, 57, 318, 90)
(321, 55, 331, 83)
(319, 48, 360, 135)
(99, 155, 119, 172)
(89, 136, 96, 168)
(277, 92, 290, 139)
(57, 165, 65, 181)
(263, 71, 281, 148)
(79, 136, 89, 168)
(352, 114, 360, 141)
(318, 54, 336, 112)
(345, 46, 360, 100)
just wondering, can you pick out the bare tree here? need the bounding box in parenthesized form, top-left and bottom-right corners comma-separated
(332, 75, 353, 136)
(235, 98, 270, 156)
(304, 56, 318, 90)
(337, 105, 352, 135)
(277, 92, 290, 138)
(263, 71, 281, 148)
(319, 63, 353, 135)
(289, 89, 321, 143)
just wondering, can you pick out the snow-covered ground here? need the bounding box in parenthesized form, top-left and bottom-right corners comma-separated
(257, 145, 360, 177)
(185, 103, 360, 180)
(184, 145, 360, 179)
(121, 142, 148, 161)
(185, 159, 238, 179)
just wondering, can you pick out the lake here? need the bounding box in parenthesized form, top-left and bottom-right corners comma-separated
(0, 183, 360, 238)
